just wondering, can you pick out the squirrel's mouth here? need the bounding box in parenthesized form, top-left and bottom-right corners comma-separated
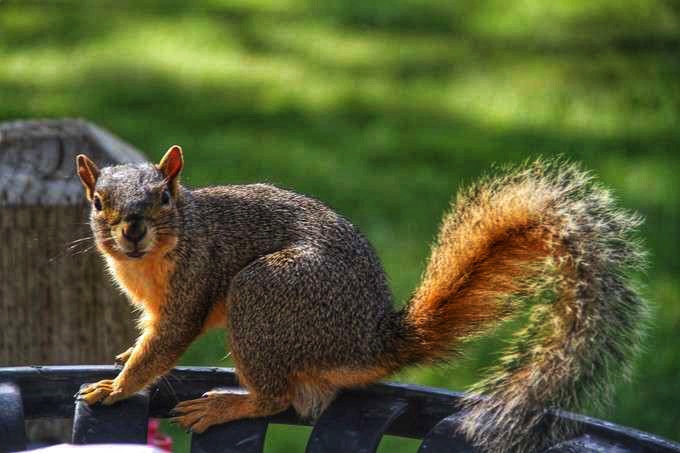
(125, 250, 147, 259)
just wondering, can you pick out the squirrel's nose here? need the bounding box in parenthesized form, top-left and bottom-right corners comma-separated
(122, 217, 147, 243)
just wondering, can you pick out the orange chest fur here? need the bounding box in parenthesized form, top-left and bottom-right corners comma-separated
(105, 254, 228, 331)
(106, 254, 175, 322)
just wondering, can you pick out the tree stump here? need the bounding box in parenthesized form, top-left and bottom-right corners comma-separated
(0, 118, 146, 443)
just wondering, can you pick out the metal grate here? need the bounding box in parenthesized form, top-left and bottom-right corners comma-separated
(1, 366, 679, 452)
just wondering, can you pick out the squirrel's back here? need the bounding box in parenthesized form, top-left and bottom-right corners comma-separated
(184, 182, 398, 362)
(183, 183, 391, 287)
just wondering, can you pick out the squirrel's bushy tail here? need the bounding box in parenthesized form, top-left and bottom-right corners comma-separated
(392, 159, 648, 452)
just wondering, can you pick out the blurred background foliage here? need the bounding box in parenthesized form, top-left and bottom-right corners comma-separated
(1, 0, 679, 451)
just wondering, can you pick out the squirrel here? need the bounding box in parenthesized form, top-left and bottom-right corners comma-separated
(75, 146, 648, 452)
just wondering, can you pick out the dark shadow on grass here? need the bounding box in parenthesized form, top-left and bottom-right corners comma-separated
(2, 63, 678, 237)
(6, 0, 680, 58)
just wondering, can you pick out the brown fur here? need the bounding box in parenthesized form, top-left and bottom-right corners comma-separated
(402, 226, 553, 363)
(75, 152, 647, 452)
(396, 176, 550, 355)
(288, 366, 392, 417)
(202, 301, 228, 332)
(387, 162, 647, 452)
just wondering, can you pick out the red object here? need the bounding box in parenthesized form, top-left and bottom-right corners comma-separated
(147, 419, 173, 452)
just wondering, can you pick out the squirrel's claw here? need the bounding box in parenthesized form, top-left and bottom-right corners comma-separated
(101, 389, 127, 405)
(171, 395, 230, 434)
(114, 347, 134, 367)
(77, 380, 115, 405)
(170, 412, 206, 433)
(77, 379, 128, 406)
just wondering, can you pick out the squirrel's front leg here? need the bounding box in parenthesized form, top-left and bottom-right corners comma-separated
(115, 347, 134, 366)
(79, 314, 202, 406)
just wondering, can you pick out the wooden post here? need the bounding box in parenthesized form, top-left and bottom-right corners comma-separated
(0, 119, 146, 442)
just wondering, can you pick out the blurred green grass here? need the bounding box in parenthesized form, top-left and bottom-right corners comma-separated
(2, 0, 679, 450)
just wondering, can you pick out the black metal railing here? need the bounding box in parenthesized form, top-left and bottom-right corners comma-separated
(1, 366, 679, 452)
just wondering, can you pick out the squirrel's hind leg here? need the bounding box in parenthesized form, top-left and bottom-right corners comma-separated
(172, 347, 291, 433)
(171, 388, 288, 433)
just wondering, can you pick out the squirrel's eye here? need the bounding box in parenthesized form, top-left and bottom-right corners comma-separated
(93, 195, 103, 211)
(161, 189, 171, 205)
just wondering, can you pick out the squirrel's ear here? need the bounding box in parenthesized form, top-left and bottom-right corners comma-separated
(76, 154, 100, 201)
(158, 145, 183, 191)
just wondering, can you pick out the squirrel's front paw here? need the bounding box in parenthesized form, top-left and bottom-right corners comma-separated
(77, 379, 128, 405)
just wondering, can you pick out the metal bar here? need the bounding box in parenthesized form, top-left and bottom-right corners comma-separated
(189, 388, 268, 453)
(417, 414, 475, 453)
(306, 393, 408, 453)
(544, 433, 639, 452)
(1, 366, 678, 451)
(554, 412, 680, 453)
(190, 419, 269, 453)
(72, 384, 149, 445)
(0, 382, 26, 452)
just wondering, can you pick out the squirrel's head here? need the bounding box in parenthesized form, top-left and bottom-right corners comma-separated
(76, 145, 184, 261)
